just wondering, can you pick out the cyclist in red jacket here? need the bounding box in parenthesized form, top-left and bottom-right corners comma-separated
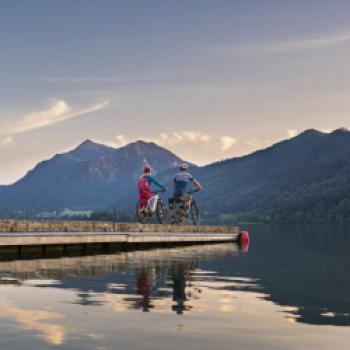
(137, 167, 166, 209)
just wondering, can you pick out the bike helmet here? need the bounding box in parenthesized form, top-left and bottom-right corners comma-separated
(144, 166, 151, 174)
(180, 163, 188, 171)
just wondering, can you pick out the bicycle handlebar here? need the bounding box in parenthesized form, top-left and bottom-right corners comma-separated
(151, 189, 166, 194)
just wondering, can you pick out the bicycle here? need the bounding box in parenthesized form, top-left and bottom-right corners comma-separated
(136, 190, 167, 224)
(170, 189, 200, 225)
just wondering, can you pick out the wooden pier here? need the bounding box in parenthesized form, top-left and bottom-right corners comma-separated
(0, 220, 241, 248)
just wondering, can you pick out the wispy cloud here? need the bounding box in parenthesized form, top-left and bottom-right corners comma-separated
(1, 99, 109, 135)
(220, 31, 350, 56)
(0, 136, 14, 146)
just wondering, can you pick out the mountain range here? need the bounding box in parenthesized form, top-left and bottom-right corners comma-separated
(195, 128, 350, 223)
(0, 140, 183, 214)
(1, 128, 350, 222)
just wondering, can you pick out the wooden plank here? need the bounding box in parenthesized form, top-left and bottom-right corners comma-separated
(0, 220, 239, 234)
(0, 231, 238, 247)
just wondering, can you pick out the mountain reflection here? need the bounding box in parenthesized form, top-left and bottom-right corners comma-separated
(0, 227, 350, 328)
(198, 224, 350, 327)
(0, 244, 238, 315)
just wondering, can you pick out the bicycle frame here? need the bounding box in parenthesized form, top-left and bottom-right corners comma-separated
(171, 189, 200, 224)
(137, 190, 166, 224)
(149, 192, 159, 213)
(180, 190, 198, 208)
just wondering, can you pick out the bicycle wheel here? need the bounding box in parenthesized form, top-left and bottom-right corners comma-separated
(136, 200, 149, 224)
(156, 199, 166, 224)
(174, 201, 186, 225)
(190, 199, 200, 225)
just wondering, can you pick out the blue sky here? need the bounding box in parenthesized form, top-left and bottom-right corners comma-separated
(1, 0, 350, 183)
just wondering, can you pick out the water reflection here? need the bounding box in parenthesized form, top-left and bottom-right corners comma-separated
(0, 244, 242, 318)
(1, 236, 350, 326)
(0, 227, 350, 349)
(210, 224, 350, 327)
(0, 298, 65, 345)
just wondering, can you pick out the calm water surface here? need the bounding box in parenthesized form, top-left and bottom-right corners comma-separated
(0, 224, 349, 349)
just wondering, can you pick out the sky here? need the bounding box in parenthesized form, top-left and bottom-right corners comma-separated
(1, 0, 350, 184)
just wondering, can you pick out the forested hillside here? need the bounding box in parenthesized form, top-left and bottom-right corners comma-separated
(195, 128, 350, 223)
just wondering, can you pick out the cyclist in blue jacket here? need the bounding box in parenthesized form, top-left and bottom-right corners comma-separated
(169, 164, 202, 220)
(173, 164, 202, 198)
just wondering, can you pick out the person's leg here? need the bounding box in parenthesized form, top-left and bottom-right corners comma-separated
(168, 197, 175, 209)
(139, 192, 145, 209)
(169, 191, 181, 223)
(139, 191, 151, 209)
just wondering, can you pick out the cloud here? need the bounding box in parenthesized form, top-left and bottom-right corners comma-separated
(112, 134, 129, 147)
(0, 298, 65, 345)
(220, 31, 350, 56)
(109, 131, 236, 154)
(0, 136, 14, 146)
(287, 129, 298, 138)
(319, 128, 334, 133)
(1, 99, 109, 135)
(220, 136, 237, 152)
(151, 131, 212, 146)
(110, 131, 212, 148)
(109, 131, 213, 148)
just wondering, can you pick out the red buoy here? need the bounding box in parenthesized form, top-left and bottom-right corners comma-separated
(239, 231, 250, 252)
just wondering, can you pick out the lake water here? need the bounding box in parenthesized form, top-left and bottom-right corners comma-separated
(0, 224, 349, 349)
